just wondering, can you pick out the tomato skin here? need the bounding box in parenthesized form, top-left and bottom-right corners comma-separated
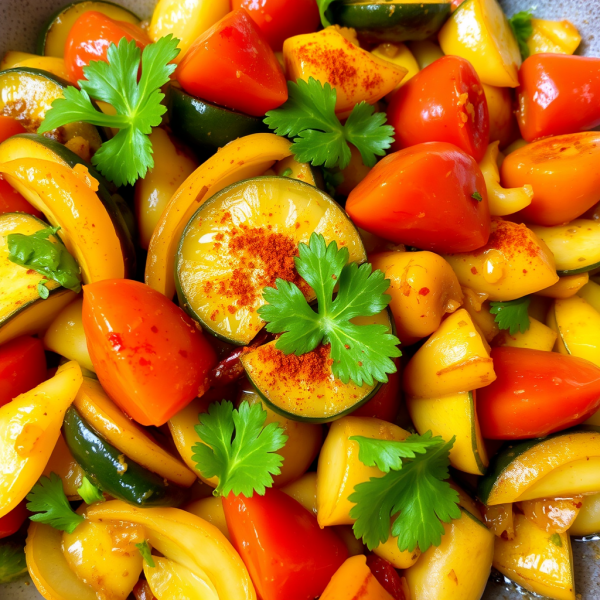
(388, 56, 489, 162)
(82, 279, 217, 427)
(0, 116, 26, 143)
(0, 336, 47, 409)
(517, 54, 600, 142)
(501, 132, 600, 226)
(352, 362, 401, 422)
(0, 179, 43, 217)
(366, 555, 408, 600)
(176, 8, 288, 117)
(0, 501, 29, 538)
(477, 347, 600, 439)
(232, 0, 321, 51)
(346, 142, 490, 253)
(223, 488, 348, 600)
(64, 11, 151, 84)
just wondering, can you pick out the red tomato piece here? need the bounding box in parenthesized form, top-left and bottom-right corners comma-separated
(0, 500, 29, 538)
(366, 555, 409, 600)
(0, 116, 26, 143)
(387, 56, 489, 162)
(352, 362, 401, 422)
(477, 347, 600, 439)
(82, 279, 217, 427)
(0, 179, 43, 218)
(346, 142, 490, 253)
(517, 54, 600, 142)
(64, 11, 151, 84)
(176, 8, 288, 117)
(223, 488, 348, 600)
(232, 0, 321, 51)
(0, 336, 46, 409)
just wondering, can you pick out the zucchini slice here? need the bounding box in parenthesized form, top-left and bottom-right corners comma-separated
(62, 406, 187, 507)
(331, 0, 451, 43)
(0, 133, 136, 275)
(38, 0, 140, 57)
(0, 212, 77, 345)
(530, 219, 600, 276)
(168, 86, 266, 155)
(478, 426, 600, 505)
(240, 309, 393, 423)
(176, 176, 366, 345)
(0, 68, 103, 152)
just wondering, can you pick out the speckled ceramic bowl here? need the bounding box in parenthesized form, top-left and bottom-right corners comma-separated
(0, 1, 599, 599)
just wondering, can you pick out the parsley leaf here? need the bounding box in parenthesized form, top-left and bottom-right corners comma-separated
(0, 541, 27, 584)
(258, 233, 401, 386)
(550, 533, 563, 547)
(37, 280, 50, 299)
(6, 225, 81, 295)
(26, 472, 84, 533)
(509, 11, 534, 60)
(192, 400, 288, 497)
(39, 35, 180, 186)
(316, 0, 336, 27)
(350, 431, 447, 472)
(264, 78, 394, 170)
(77, 476, 104, 505)
(349, 437, 460, 553)
(472, 191, 483, 202)
(136, 540, 156, 567)
(489, 296, 531, 335)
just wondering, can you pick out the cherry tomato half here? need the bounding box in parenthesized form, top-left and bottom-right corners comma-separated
(0, 500, 29, 538)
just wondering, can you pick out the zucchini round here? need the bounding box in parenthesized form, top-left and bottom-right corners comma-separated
(0, 68, 103, 152)
(240, 308, 393, 423)
(331, 1, 451, 43)
(0, 133, 136, 276)
(62, 407, 187, 507)
(37, 0, 140, 57)
(168, 86, 267, 155)
(175, 176, 366, 345)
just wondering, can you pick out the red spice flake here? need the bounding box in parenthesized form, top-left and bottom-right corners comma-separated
(418, 287, 430, 296)
(478, 218, 539, 259)
(220, 211, 232, 224)
(203, 281, 214, 294)
(26, 269, 36, 275)
(257, 344, 333, 386)
(210, 310, 219, 321)
(227, 305, 237, 314)
(215, 232, 224, 242)
(151, 325, 158, 333)
(213, 242, 222, 251)
(108, 333, 124, 351)
(471, 267, 478, 274)
(295, 222, 301, 229)
(523, 269, 528, 274)
(362, 73, 383, 91)
(139, 357, 151, 366)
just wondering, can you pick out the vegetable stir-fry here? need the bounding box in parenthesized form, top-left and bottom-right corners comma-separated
(0, 1, 598, 600)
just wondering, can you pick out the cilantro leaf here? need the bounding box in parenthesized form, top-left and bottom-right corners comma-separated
(77, 476, 104, 505)
(26, 472, 84, 533)
(192, 400, 288, 497)
(350, 431, 446, 473)
(39, 35, 180, 186)
(509, 11, 533, 60)
(349, 438, 461, 553)
(264, 78, 394, 169)
(550, 533, 563, 547)
(489, 296, 531, 335)
(472, 191, 483, 202)
(37, 280, 50, 299)
(258, 233, 401, 386)
(316, 0, 336, 27)
(0, 541, 27, 584)
(136, 540, 156, 567)
(6, 226, 81, 294)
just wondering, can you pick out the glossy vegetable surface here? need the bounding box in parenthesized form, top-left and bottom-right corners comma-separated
(0, 336, 46, 408)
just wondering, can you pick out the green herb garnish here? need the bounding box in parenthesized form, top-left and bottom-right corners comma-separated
(509, 11, 534, 60)
(489, 297, 531, 335)
(77, 476, 104, 505)
(316, 0, 336, 27)
(550, 533, 563, 547)
(0, 541, 27, 584)
(136, 540, 156, 567)
(472, 191, 483, 202)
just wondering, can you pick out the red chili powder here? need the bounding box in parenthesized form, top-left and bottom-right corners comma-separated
(477, 218, 539, 259)
(256, 344, 333, 386)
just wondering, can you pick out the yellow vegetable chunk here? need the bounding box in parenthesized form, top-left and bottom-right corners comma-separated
(0, 361, 82, 518)
(283, 27, 407, 116)
(320, 555, 395, 600)
(438, 0, 521, 87)
(87, 501, 256, 600)
(334, 144, 372, 196)
(461, 288, 499, 342)
(403, 309, 496, 398)
(135, 128, 198, 249)
(145, 556, 219, 600)
(569, 493, 600, 537)
(494, 316, 557, 351)
(519, 497, 582, 534)
(185, 496, 230, 539)
(281, 472, 318, 516)
(12, 56, 68, 80)
(44, 298, 94, 372)
(407, 391, 488, 475)
(42, 433, 85, 498)
(527, 19, 581, 55)
(493, 514, 575, 600)
(443, 218, 558, 301)
(407, 40, 444, 69)
(405, 509, 494, 600)
(149, 0, 230, 61)
(370, 250, 463, 346)
(479, 141, 532, 216)
(372, 42, 420, 97)
(578, 279, 600, 313)
(482, 84, 516, 148)
(537, 273, 589, 299)
(63, 508, 145, 600)
(1, 51, 35, 69)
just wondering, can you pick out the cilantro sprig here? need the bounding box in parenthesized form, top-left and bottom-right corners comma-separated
(136, 540, 156, 567)
(349, 433, 461, 553)
(509, 11, 534, 60)
(0, 541, 27, 584)
(264, 78, 395, 170)
(77, 476, 104, 505)
(7, 225, 81, 296)
(258, 233, 401, 387)
(39, 35, 180, 186)
(192, 400, 288, 497)
(490, 296, 531, 335)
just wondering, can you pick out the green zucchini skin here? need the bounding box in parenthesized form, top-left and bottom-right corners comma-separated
(168, 86, 267, 155)
(331, 2, 451, 43)
(63, 407, 187, 507)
